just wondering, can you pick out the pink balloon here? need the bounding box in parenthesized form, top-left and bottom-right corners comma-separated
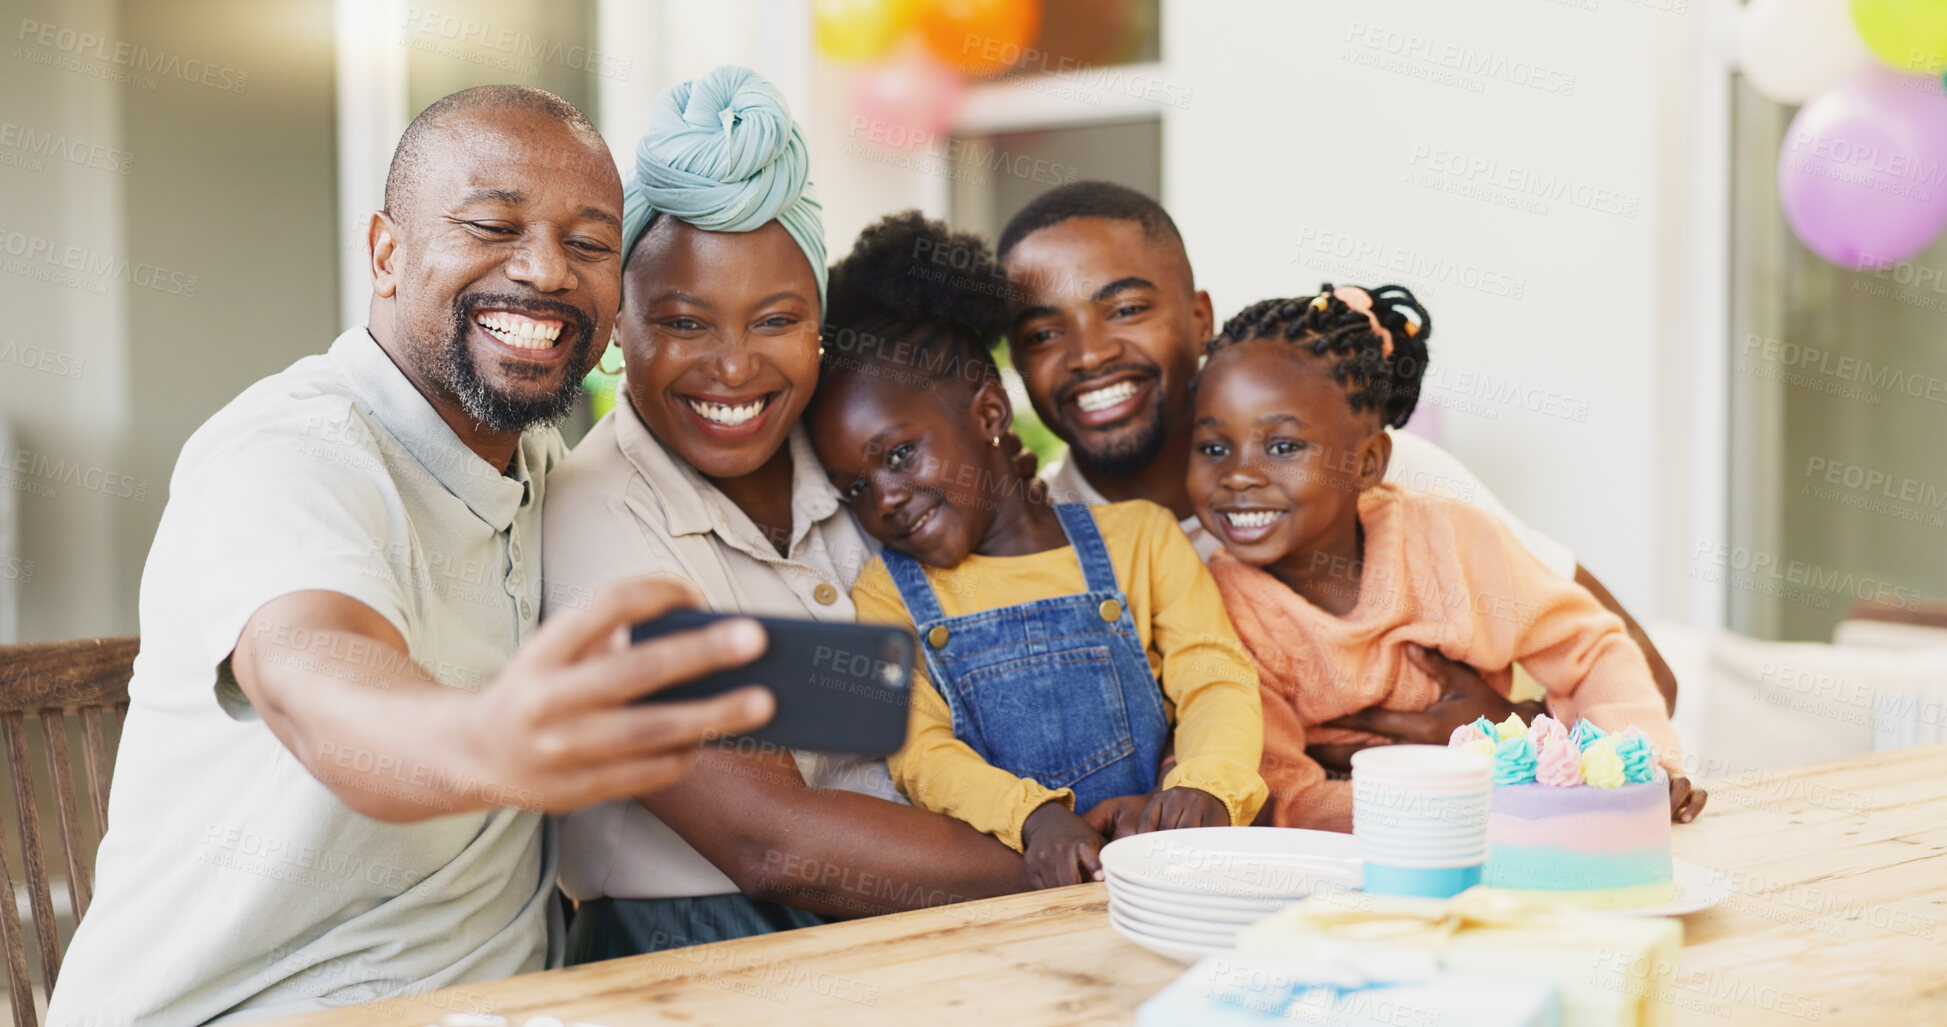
(1778, 65, 1947, 268)
(850, 50, 967, 150)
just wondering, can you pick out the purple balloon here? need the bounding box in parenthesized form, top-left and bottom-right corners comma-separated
(1778, 65, 1947, 269)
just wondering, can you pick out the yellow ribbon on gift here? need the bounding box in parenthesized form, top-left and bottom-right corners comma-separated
(1288, 888, 1573, 945)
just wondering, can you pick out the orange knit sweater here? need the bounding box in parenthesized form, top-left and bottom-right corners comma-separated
(1208, 483, 1683, 832)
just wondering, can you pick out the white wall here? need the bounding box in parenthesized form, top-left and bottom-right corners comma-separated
(3, 0, 132, 642)
(1157, 0, 1726, 623)
(804, 1, 1729, 624)
(6, 0, 341, 642)
(595, 0, 816, 186)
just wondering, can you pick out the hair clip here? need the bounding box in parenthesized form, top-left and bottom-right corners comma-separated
(1330, 285, 1396, 359)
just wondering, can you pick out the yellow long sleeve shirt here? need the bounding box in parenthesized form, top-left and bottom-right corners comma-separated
(854, 500, 1268, 851)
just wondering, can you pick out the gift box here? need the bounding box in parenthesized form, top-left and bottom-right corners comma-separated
(1137, 950, 1558, 1027)
(1236, 888, 1682, 1027)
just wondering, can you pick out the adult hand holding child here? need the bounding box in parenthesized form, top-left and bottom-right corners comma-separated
(1314, 644, 1543, 753)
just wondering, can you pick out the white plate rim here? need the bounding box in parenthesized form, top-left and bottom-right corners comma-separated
(1108, 903, 1239, 945)
(1107, 870, 1300, 913)
(1107, 912, 1227, 963)
(1099, 827, 1360, 900)
(1109, 892, 1262, 934)
(1596, 859, 1735, 917)
(1110, 885, 1278, 925)
(1106, 867, 1297, 908)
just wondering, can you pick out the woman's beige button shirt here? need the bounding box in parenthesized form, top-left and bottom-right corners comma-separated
(542, 395, 900, 901)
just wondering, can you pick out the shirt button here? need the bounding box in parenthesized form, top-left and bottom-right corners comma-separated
(927, 625, 950, 648)
(519, 599, 533, 619)
(509, 541, 523, 562)
(1099, 599, 1123, 622)
(813, 583, 838, 605)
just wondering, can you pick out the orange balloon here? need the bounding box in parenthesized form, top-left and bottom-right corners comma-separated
(919, 0, 1043, 77)
(816, 0, 920, 63)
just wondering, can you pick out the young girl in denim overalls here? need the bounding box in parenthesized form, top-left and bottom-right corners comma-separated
(806, 212, 1268, 888)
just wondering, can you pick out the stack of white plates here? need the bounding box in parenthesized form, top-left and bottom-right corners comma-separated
(1100, 827, 1361, 962)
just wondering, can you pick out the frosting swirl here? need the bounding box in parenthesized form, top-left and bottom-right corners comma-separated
(1493, 735, 1538, 785)
(1529, 713, 1567, 753)
(1536, 732, 1583, 787)
(1494, 713, 1528, 743)
(1581, 736, 1626, 789)
(1569, 719, 1607, 752)
(1615, 727, 1655, 784)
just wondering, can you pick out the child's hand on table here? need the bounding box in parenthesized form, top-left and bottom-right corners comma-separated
(1022, 801, 1106, 888)
(1669, 775, 1707, 823)
(1081, 793, 1149, 840)
(1082, 787, 1229, 841)
(1135, 786, 1229, 833)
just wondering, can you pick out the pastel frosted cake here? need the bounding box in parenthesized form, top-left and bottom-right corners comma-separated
(1450, 714, 1674, 910)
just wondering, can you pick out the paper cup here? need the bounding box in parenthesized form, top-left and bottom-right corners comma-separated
(1351, 744, 1492, 780)
(1361, 861, 1484, 898)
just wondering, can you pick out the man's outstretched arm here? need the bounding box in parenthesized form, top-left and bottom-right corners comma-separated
(231, 578, 776, 822)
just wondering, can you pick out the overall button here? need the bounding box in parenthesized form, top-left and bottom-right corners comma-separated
(1098, 599, 1122, 622)
(927, 625, 950, 648)
(813, 582, 838, 605)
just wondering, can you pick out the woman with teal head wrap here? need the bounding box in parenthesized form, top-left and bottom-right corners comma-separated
(544, 66, 1029, 964)
(619, 65, 827, 307)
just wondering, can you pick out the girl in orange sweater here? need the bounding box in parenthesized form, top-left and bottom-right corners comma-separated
(1187, 285, 1698, 831)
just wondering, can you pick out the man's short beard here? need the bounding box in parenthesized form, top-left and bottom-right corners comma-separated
(1068, 407, 1169, 478)
(430, 293, 596, 435)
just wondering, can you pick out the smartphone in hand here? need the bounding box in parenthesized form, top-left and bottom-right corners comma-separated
(631, 610, 914, 757)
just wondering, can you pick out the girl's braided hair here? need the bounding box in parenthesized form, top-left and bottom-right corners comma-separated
(1203, 283, 1431, 429)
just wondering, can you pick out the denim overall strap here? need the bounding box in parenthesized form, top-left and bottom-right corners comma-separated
(1050, 504, 1171, 804)
(1053, 503, 1119, 595)
(879, 509, 1172, 812)
(879, 547, 972, 736)
(880, 547, 946, 625)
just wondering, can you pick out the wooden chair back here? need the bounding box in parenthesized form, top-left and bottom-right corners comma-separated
(0, 637, 135, 1027)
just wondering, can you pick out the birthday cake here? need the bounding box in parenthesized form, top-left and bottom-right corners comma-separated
(1449, 714, 1674, 910)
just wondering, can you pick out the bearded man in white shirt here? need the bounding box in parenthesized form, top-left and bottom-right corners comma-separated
(50, 85, 775, 1024)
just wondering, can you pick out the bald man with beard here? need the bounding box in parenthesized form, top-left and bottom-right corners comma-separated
(50, 86, 776, 1024)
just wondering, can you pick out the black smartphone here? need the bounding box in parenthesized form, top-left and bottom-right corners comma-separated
(630, 610, 915, 757)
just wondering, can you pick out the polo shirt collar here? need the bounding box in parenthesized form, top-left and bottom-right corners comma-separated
(329, 327, 532, 531)
(610, 388, 841, 555)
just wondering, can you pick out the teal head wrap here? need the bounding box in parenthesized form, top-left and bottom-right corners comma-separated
(621, 66, 827, 310)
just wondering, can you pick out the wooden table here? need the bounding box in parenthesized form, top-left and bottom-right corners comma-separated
(268, 744, 1947, 1027)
